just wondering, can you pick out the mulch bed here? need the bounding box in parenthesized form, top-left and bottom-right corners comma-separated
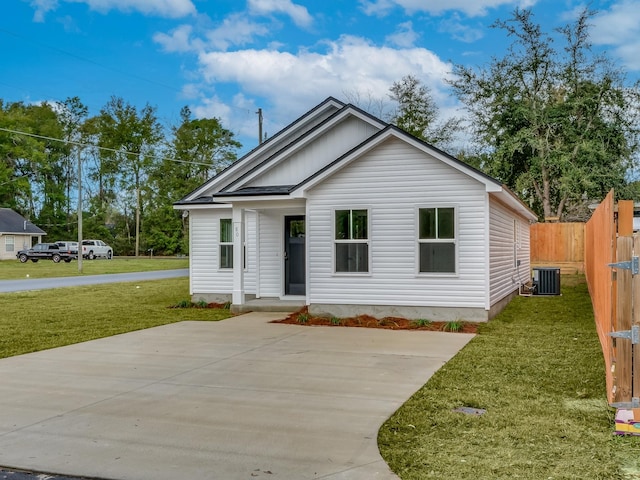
(271, 308, 479, 334)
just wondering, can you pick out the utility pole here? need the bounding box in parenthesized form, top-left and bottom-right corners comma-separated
(256, 108, 263, 145)
(77, 147, 83, 273)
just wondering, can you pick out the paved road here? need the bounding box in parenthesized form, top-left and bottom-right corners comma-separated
(0, 269, 188, 293)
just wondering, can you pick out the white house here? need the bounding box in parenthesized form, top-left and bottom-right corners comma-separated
(0, 208, 46, 260)
(175, 98, 537, 321)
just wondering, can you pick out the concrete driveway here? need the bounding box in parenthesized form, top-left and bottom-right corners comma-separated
(0, 313, 473, 480)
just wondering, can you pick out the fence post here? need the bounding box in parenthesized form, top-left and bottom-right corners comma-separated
(614, 236, 633, 404)
(634, 236, 640, 401)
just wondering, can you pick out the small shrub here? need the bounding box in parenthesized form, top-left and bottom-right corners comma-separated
(442, 321, 463, 332)
(330, 316, 341, 325)
(413, 318, 432, 327)
(298, 313, 309, 324)
(196, 300, 208, 308)
(173, 299, 192, 309)
(223, 301, 231, 310)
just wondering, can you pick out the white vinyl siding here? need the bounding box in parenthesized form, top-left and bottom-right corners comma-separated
(190, 209, 256, 296)
(246, 116, 380, 188)
(489, 196, 531, 305)
(306, 137, 488, 309)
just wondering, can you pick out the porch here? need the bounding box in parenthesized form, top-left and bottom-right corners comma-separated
(230, 297, 306, 314)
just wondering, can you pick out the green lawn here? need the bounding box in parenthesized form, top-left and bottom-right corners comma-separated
(3, 273, 639, 478)
(379, 277, 640, 480)
(0, 257, 188, 279)
(0, 277, 230, 359)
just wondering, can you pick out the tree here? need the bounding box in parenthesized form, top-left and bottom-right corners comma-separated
(56, 96, 88, 235)
(388, 75, 460, 147)
(0, 101, 70, 237)
(145, 106, 241, 255)
(94, 97, 162, 256)
(449, 8, 640, 220)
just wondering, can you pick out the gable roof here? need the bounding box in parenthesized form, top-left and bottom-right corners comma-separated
(0, 208, 46, 235)
(287, 124, 535, 220)
(175, 97, 537, 222)
(178, 97, 346, 203)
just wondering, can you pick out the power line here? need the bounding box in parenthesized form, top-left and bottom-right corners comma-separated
(0, 127, 215, 167)
(0, 28, 183, 95)
(0, 27, 256, 117)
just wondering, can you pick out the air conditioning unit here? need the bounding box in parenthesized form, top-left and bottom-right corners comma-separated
(532, 267, 561, 295)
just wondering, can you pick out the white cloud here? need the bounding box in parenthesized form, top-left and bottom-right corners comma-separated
(195, 35, 454, 134)
(30, 0, 196, 20)
(247, 0, 313, 27)
(386, 21, 419, 47)
(29, 0, 58, 22)
(205, 13, 271, 51)
(154, 24, 201, 53)
(191, 95, 233, 122)
(154, 15, 271, 54)
(592, 1, 640, 44)
(592, 1, 640, 71)
(360, 0, 537, 17)
(438, 14, 484, 43)
(190, 93, 260, 143)
(359, 0, 395, 17)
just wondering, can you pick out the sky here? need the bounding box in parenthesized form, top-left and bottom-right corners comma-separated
(3, 0, 640, 155)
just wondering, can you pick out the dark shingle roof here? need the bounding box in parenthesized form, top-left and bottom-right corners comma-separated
(212, 186, 295, 197)
(0, 208, 46, 235)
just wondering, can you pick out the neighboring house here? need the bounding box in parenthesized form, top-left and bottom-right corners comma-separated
(0, 208, 46, 260)
(175, 98, 537, 321)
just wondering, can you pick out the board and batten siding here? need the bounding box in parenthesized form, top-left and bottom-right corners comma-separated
(488, 197, 531, 306)
(246, 117, 381, 188)
(305, 137, 488, 309)
(189, 209, 256, 296)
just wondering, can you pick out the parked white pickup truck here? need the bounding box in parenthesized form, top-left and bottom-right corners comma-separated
(82, 239, 113, 259)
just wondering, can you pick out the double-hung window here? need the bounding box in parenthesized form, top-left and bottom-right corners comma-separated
(5, 235, 14, 253)
(335, 209, 368, 273)
(219, 218, 233, 269)
(418, 207, 456, 273)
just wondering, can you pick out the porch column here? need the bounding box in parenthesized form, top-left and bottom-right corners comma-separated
(232, 206, 245, 305)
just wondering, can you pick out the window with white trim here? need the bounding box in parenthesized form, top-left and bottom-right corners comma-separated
(335, 209, 368, 273)
(418, 207, 456, 273)
(219, 218, 233, 269)
(5, 235, 14, 252)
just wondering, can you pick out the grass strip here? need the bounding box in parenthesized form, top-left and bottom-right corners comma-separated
(0, 257, 188, 280)
(0, 278, 231, 359)
(379, 277, 640, 480)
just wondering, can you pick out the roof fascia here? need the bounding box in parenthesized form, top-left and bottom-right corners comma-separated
(179, 97, 345, 203)
(173, 203, 230, 210)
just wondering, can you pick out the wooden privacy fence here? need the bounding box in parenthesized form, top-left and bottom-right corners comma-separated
(585, 190, 639, 407)
(530, 222, 585, 274)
